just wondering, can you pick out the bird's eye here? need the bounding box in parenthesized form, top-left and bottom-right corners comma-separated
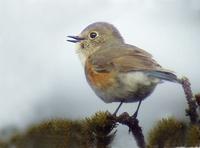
(89, 32, 98, 39)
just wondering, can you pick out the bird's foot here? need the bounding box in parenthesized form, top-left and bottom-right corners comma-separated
(112, 102, 123, 117)
(131, 111, 138, 119)
(112, 112, 117, 117)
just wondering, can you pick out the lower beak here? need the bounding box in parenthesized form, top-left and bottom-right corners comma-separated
(67, 35, 85, 43)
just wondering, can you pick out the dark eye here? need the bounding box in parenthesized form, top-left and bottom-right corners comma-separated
(89, 32, 98, 39)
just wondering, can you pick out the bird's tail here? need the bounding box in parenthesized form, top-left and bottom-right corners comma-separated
(146, 70, 180, 83)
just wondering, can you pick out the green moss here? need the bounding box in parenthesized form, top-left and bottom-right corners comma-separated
(147, 117, 186, 148)
(0, 111, 116, 148)
(85, 111, 116, 135)
(186, 125, 200, 146)
(84, 111, 117, 148)
(9, 120, 83, 148)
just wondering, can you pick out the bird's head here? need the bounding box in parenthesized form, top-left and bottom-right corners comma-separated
(67, 22, 124, 64)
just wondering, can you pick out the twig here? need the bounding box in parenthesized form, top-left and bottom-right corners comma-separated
(179, 77, 198, 123)
(108, 112, 145, 148)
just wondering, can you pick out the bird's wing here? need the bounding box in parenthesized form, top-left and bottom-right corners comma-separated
(90, 44, 159, 71)
(89, 44, 179, 82)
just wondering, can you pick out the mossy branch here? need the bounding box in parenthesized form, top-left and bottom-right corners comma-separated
(0, 112, 146, 148)
(108, 112, 145, 148)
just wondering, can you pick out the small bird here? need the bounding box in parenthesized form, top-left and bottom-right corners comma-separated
(67, 22, 180, 118)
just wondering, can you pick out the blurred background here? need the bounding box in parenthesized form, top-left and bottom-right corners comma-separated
(0, 0, 200, 147)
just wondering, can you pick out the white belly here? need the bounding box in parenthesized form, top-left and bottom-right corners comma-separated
(93, 72, 160, 103)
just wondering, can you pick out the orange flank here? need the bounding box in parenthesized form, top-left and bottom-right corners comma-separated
(85, 60, 116, 90)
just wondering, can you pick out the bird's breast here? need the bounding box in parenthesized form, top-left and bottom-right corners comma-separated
(84, 59, 159, 103)
(85, 60, 117, 90)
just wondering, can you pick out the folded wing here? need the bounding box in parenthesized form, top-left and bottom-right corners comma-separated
(89, 44, 179, 83)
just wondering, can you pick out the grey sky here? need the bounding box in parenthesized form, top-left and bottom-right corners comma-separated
(0, 0, 200, 147)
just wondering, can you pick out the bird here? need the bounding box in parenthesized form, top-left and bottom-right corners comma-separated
(67, 22, 180, 118)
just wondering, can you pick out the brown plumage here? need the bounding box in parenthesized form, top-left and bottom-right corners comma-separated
(67, 22, 180, 117)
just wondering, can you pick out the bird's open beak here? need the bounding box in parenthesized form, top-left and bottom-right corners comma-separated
(67, 35, 85, 43)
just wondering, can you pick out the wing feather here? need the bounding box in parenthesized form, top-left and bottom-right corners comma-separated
(88, 44, 179, 82)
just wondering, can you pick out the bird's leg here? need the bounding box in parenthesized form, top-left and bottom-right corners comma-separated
(132, 99, 142, 119)
(113, 101, 123, 116)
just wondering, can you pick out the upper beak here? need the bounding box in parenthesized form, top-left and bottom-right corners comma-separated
(67, 35, 85, 43)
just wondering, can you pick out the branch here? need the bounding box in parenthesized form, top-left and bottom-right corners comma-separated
(179, 77, 198, 123)
(108, 112, 145, 148)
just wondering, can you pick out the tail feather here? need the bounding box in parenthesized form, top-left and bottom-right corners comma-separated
(146, 71, 180, 83)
